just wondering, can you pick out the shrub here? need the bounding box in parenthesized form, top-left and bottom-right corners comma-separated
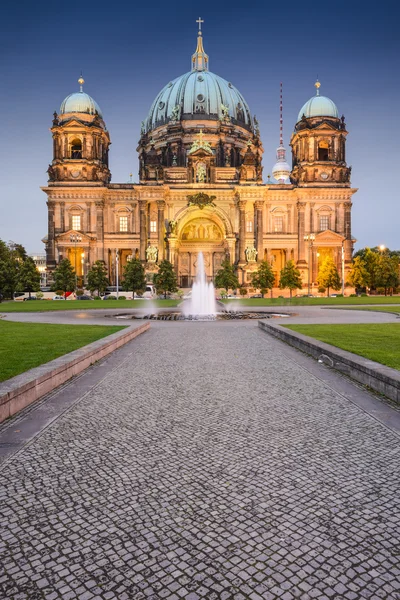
(76, 289, 84, 296)
(118, 296, 126, 300)
(93, 296, 102, 300)
(36, 291, 44, 300)
(350, 293, 357, 297)
(239, 287, 247, 297)
(56, 290, 64, 296)
(360, 293, 368, 297)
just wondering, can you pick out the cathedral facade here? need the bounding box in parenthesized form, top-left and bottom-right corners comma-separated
(42, 25, 357, 289)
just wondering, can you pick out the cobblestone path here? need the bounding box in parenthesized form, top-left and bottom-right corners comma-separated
(1, 322, 399, 600)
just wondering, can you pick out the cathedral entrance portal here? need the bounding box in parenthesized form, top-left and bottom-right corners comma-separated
(178, 217, 226, 287)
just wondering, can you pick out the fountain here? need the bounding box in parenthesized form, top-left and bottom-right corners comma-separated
(183, 252, 217, 318)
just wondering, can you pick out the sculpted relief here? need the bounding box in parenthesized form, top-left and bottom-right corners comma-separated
(181, 219, 223, 241)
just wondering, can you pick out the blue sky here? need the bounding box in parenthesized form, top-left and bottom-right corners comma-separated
(0, 0, 398, 252)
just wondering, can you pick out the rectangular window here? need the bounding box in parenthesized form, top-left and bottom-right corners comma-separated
(119, 216, 128, 232)
(274, 216, 283, 232)
(246, 221, 253, 233)
(72, 215, 81, 231)
(320, 216, 329, 230)
(150, 220, 157, 233)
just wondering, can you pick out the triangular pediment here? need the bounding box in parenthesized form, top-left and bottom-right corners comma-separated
(56, 230, 93, 243)
(315, 229, 345, 243)
(57, 118, 90, 129)
(312, 121, 339, 132)
(188, 146, 213, 157)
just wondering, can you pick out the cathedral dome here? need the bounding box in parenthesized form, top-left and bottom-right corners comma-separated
(297, 80, 338, 123)
(59, 76, 103, 118)
(145, 30, 252, 133)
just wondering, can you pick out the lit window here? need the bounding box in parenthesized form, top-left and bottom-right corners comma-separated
(274, 216, 283, 232)
(246, 221, 253, 233)
(320, 216, 329, 230)
(72, 215, 81, 230)
(119, 216, 128, 232)
(150, 220, 157, 233)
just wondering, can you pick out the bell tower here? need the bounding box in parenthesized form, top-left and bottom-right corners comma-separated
(47, 76, 111, 185)
(290, 81, 351, 186)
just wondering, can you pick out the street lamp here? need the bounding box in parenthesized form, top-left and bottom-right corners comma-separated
(70, 234, 82, 289)
(341, 241, 345, 296)
(81, 252, 85, 287)
(379, 244, 386, 253)
(304, 234, 315, 295)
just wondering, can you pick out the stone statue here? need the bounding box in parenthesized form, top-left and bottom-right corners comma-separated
(220, 104, 230, 121)
(52, 112, 59, 126)
(245, 246, 257, 262)
(146, 245, 158, 263)
(140, 121, 146, 135)
(170, 104, 181, 122)
(196, 163, 207, 183)
(254, 115, 260, 136)
(169, 220, 177, 234)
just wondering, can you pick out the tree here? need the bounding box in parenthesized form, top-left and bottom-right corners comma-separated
(153, 260, 178, 299)
(16, 257, 40, 298)
(123, 259, 146, 296)
(53, 259, 76, 299)
(376, 254, 399, 295)
(279, 260, 303, 299)
(214, 260, 239, 292)
(348, 255, 370, 290)
(0, 256, 19, 299)
(251, 261, 275, 298)
(317, 256, 341, 297)
(87, 260, 109, 296)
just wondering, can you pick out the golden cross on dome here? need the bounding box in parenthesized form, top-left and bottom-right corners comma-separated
(196, 17, 204, 31)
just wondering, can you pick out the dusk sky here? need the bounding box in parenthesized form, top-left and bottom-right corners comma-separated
(0, 0, 398, 253)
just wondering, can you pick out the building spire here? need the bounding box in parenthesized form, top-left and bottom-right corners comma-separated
(78, 72, 84, 92)
(272, 82, 291, 183)
(192, 17, 209, 72)
(315, 77, 321, 96)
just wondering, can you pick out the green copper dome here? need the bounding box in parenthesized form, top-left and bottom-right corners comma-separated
(297, 81, 338, 122)
(59, 76, 103, 118)
(145, 31, 252, 132)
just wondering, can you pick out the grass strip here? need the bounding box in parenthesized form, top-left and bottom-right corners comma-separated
(221, 297, 400, 307)
(283, 323, 400, 370)
(0, 321, 125, 382)
(0, 299, 179, 312)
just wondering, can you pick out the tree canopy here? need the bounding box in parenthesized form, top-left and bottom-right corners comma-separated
(153, 260, 178, 298)
(16, 257, 40, 298)
(215, 260, 239, 292)
(0, 239, 29, 299)
(279, 260, 303, 298)
(317, 256, 341, 296)
(123, 259, 146, 295)
(250, 261, 275, 297)
(53, 259, 76, 298)
(87, 261, 109, 296)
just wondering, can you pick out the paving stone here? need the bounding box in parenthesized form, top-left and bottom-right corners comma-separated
(0, 321, 399, 599)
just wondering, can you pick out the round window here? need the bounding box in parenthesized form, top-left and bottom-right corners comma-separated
(197, 75, 204, 82)
(158, 101, 165, 110)
(197, 94, 205, 102)
(228, 82, 233, 88)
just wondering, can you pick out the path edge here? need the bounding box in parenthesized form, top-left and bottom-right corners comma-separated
(258, 320, 400, 404)
(0, 322, 150, 423)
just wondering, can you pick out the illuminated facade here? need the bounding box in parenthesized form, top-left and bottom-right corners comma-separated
(42, 24, 357, 289)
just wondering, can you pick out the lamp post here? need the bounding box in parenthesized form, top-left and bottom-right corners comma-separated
(70, 234, 82, 290)
(81, 252, 85, 288)
(116, 249, 119, 300)
(341, 242, 345, 296)
(304, 234, 315, 296)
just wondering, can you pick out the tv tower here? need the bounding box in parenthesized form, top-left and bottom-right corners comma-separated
(272, 82, 291, 183)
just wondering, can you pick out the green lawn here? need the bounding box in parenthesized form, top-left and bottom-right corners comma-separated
(221, 296, 400, 307)
(0, 299, 179, 312)
(284, 323, 400, 370)
(0, 321, 125, 382)
(331, 306, 400, 315)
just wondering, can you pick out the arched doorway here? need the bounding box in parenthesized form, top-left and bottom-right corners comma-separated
(177, 217, 226, 287)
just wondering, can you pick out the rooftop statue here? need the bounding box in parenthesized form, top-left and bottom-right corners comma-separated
(188, 129, 213, 155)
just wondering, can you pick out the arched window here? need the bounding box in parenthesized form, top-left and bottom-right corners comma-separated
(70, 138, 82, 159)
(318, 140, 329, 161)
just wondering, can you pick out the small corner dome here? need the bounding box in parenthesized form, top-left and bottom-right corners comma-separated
(297, 82, 338, 122)
(60, 91, 103, 118)
(297, 96, 338, 122)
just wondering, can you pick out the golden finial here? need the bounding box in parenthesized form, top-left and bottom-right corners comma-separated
(314, 78, 321, 96)
(78, 73, 85, 92)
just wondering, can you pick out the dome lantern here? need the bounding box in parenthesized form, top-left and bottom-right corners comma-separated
(192, 17, 209, 72)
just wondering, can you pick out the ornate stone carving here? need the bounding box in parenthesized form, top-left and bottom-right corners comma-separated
(187, 192, 216, 210)
(245, 246, 257, 262)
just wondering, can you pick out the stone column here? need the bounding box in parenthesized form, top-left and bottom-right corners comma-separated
(86, 203, 91, 233)
(344, 202, 352, 261)
(286, 204, 292, 234)
(338, 202, 345, 235)
(168, 236, 177, 270)
(297, 202, 306, 263)
(310, 202, 315, 233)
(139, 200, 147, 261)
(255, 201, 264, 261)
(47, 201, 56, 269)
(157, 200, 165, 261)
(60, 202, 65, 232)
(237, 199, 247, 264)
(95, 201, 104, 262)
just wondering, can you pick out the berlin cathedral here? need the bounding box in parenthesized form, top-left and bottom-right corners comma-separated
(43, 21, 356, 289)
